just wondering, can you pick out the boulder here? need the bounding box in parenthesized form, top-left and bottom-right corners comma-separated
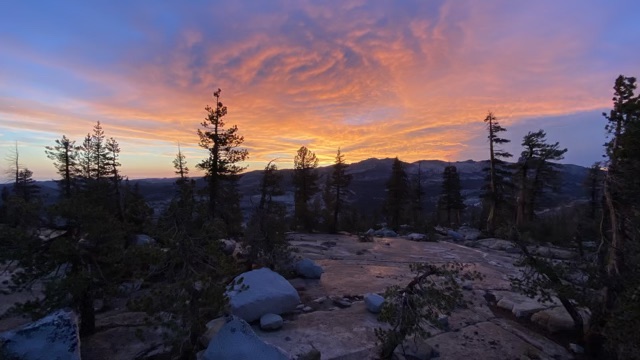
(531, 306, 574, 333)
(446, 230, 463, 241)
(0, 309, 80, 360)
(203, 316, 291, 360)
(200, 317, 226, 347)
(219, 239, 236, 255)
(405, 233, 427, 241)
(395, 336, 436, 360)
(437, 314, 449, 329)
(118, 279, 143, 294)
(378, 228, 398, 238)
(295, 258, 324, 279)
(457, 226, 481, 240)
(527, 246, 575, 260)
(494, 292, 558, 319)
(296, 348, 321, 360)
(332, 298, 352, 308)
(477, 238, 517, 251)
(260, 313, 284, 331)
(226, 268, 300, 322)
(133, 234, 156, 246)
(569, 343, 584, 354)
(364, 293, 385, 313)
(531, 306, 590, 333)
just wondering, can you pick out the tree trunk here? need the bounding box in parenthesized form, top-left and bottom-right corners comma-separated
(333, 185, 340, 233)
(487, 121, 497, 234)
(603, 177, 622, 277)
(79, 288, 95, 336)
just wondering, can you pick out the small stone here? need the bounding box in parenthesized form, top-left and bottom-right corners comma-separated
(437, 315, 449, 329)
(302, 306, 313, 313)
(296, 304, 305, 310)
(312, 296, 327, 304)
(297, 348, 321, 360)
(260, 313, 284, 331)
(333, 298, 352, 308)
(569, 343, 584, 354)
(93, 299, 105, 312)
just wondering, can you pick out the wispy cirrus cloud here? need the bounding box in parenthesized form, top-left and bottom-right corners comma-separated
(0, 0, 638, 179)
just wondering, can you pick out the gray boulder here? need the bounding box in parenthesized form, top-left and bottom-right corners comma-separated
(295, 258, 324, 279)
(457, 226, 481, 240)
(260, 313, 284, 330)
(219, 239, 237, 255)
(364, 293, 385, 313)
(377, 228, 398, 237)
(0, 309, 80, 360)
(405, 233, 427, 241)
(133, 234, 156, 246)
(203, 316, 291, 360)
(447, 230, 463, 241)
(226, 268, 300, 322)
(477, 238, 517, 251)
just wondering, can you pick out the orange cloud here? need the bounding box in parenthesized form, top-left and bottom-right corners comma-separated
(0, 0, 635, 179)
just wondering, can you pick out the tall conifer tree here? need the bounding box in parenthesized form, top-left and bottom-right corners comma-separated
(293, 146, 320, 231)
(196, 89, 248, 222)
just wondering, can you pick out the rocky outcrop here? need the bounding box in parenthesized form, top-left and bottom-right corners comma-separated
(0, 309, 80, 360)
(82, 311, 172, 360)
(203, 316, 291, 360)
(226, 268, 300, 322)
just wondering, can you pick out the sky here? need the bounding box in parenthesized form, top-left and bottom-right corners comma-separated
(1, 1, 639, 180)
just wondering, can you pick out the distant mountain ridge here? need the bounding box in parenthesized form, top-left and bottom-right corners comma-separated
(3, 158, 590, 217)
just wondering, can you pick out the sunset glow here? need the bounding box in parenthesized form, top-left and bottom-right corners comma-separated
(1, 1, 638, 179)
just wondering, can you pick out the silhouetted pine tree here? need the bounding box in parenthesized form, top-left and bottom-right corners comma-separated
(293, 146, 320, 231)
(410, 161, 426, 227)
(599, 75, 640, 357)
(14, 168, 39, 203)
(246, 160, 290, 270)
(482, 112, 513, 235)
(438, 165, 465, 227)
(196, 89, 248, 224)
(45, 135, 81, 199)
(326, 148, 352, 232)
(173, 144, 189, 184)
(106, 137, 123, 218)
(514, 130, 567, 227)
(384, 157, 409, 231)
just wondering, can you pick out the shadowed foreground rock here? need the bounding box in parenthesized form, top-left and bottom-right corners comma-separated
(203, 316, 291, 360)
(226, 268, 301, 322)
(0, 309, 80, 360)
